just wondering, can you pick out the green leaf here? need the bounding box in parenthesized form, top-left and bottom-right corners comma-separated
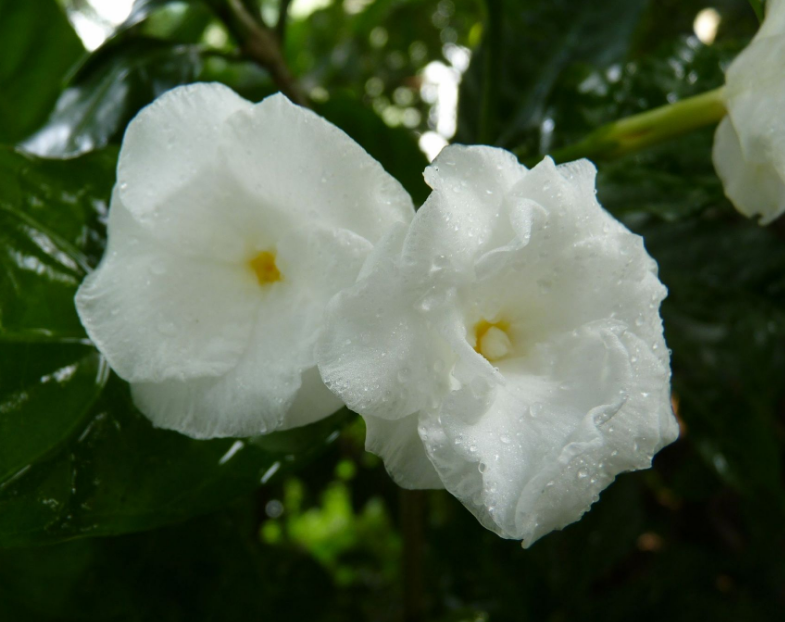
(457, 0, 649, 146)
(0, 0, 84, 143)
(0, 148, 115, 339)
(0, 345, 108, 484)
(22, 39, 203, 157)
(0, 147, 115, 486)
(124, 0, 197, 29)
(0, 377, 351, 548)
(644, 217, 785, 505)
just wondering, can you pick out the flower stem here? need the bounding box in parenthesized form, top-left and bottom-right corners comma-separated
(217, 0, 308, 106)
(520, 86, 727, 165)
(479, 0, 503, 145)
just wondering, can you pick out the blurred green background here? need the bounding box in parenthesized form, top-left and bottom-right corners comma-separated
(1, 0, 784, 620)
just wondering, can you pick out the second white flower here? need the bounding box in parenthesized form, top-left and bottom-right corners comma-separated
(317, 145, 679, 546)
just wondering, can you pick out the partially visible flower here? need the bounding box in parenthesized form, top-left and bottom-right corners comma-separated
(76, 83, 414, 438)
(317, 146, 678, 546)
(713, 0, 785, 224)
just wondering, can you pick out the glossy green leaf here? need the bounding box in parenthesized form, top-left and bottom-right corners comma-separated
(22, 39, 202, 157)
(124, 0, 199, 29)
(0, 147, 114, 488)
(0, 344, 107, 483)
(0, 0, 84, 143)
(0, 147, 115, 339)
(0, 377, 351, 548)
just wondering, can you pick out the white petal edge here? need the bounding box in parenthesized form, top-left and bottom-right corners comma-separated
(222, 93, 415, 244)
(76, 198, 259, 383)
(117, 82, 253, 225)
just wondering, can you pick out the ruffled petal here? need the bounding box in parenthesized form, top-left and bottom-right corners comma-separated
(365, 413, 444, 490)
(713, 117, 785, 224)
(317, 224, 454, 421)
(75, 199, 258, 383)
(421, 322, 675, 544)
(222, 93, 414, 244)
(403, 145, 527, 279)
(282, 366, 345, 430)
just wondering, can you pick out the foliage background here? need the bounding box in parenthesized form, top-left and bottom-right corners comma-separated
(1, 0, 784, 620)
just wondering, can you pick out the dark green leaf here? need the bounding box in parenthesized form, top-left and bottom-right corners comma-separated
(0, 0, 84, 143)
(457, 0, 649, 147)
(0, 377, 351, 548)
(644, 217, 785, 506)
(0, 148, 114, 487)
(0, 345, 107, 484)
(0, 511, 268, 621)
(0, 147, 115, 339)
(124, 0, 199, 29)
(22, 39, 203, 157)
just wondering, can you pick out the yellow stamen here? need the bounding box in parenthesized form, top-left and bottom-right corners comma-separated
(248, 251, 281, 285)
(474, 319, 513, 362)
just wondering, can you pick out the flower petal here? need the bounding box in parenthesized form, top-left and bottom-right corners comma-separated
(403, 145, 527, 278)
(713, 117, 785, 224)
(131, 220, 374, 437)
(282, 366, 345, 430)
(75, 199, 259, 383)
(131, 288, 320, 438)
(117, 82, 252, 225)
(714, 13, 785, 223)
(317, 224, 454, 421)
(222, 93, 414, 243)
(365, 413, 444, 489)
(420, 323, 675, 544)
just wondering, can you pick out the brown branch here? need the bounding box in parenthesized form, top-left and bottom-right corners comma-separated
(224, 0, 308, 107)
(276, 0, 293, 47)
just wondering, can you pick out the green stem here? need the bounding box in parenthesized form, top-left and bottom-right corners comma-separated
(525, 86, 727, 165)
(479, 0, 502, 145)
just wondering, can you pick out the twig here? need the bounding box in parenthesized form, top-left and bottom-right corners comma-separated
(222, 0, 308, 106)
(277, 0, 293, 47)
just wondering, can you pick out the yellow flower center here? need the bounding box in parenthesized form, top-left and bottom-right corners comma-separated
(248, 251, 281, 285)
(474, 319, 513, 362)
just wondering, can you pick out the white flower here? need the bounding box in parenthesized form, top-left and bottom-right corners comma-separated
(76, 83, 414, 438)
(713, 0, 785, 224)
(316, 145, 678, 546)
